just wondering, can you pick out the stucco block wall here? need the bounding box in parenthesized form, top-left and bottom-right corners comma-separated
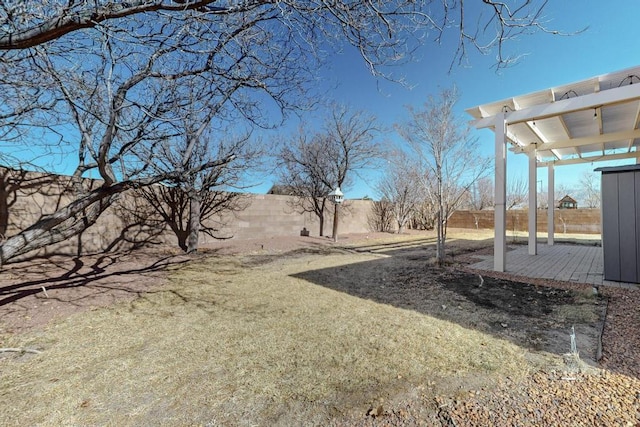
(448, 209, 601, 234)
(2, 168, 375, 258)
(203, 195, 374, 243)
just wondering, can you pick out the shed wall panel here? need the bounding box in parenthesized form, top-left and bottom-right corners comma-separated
(618, 172, 637, 282)
(636, 172, 640, 281)
(602, 174, 621, 281)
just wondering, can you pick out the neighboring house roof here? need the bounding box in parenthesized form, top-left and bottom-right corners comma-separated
(559, 195, 577, 204)
(267, 184, 297, 195)
(557, 194, 578, 209)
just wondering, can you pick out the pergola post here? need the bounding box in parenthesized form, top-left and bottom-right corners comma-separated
(528, 153, 537, 255)
(548, 164, 555, 245)
(468, 66, 640, 281)
(494, 112, 507, 272)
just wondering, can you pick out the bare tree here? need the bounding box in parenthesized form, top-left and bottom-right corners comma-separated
(324, 106, 383, 239)
(137, 185, 249, 252)
(0, 1, 565, 264)
(410, 200, 438, 231)
(139, 128, 258, 252)
(578, 170, 601, 208)
(503, 174, 528, 238)
(463, 176, 493, 230)
(277, 131, 334, 236)
(537, 191, 549, 209)
(506, 175, 528, 210)
(277, 106, 382, 237)
(396, 87, 492, 266)
(0, 16, 262, 264)
(376, 153, 425, 233)
(466, 176, 494, 210)
(368, 199, 395, 233)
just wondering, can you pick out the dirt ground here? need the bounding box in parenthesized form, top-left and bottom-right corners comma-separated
(0, 250, 192, 335)
(1, 229, 638, 426)
(292, 240, 605, 367)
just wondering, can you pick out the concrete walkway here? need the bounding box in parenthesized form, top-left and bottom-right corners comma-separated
(469, 244, 638, 290)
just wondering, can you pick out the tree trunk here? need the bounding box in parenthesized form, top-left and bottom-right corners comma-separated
(186, 191, 201, 254)
(318, 214, 324, 237)
(436, 213, 443, 265)
(331, 203, 339, 242)
(0, 183, 127, 266)
(0, 175, 8, 237)
(175, 230, 188, 252)
(435, 168, 445, 267)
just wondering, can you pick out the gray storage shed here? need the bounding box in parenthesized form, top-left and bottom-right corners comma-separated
(596, 164, 640, 284)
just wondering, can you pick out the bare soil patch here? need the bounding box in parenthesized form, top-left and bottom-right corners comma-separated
(0, 250, 190, 335)
(0, 229, 637, 426)
(294, 235, 605, 367)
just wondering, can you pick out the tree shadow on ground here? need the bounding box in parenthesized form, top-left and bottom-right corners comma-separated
(292, 238, 607, 370)
(0, 250, 194, 334)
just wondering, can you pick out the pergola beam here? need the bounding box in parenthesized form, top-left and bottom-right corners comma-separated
(627, 103, 640, 151)
(512, 128, 640, 154)
(538, 150, 640, 167)
(473, 83, 640, 129)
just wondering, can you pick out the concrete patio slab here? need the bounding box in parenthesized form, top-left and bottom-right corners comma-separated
(469, 244, 638, 290)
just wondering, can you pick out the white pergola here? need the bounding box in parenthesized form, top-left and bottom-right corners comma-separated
(467, 66, 640, 272)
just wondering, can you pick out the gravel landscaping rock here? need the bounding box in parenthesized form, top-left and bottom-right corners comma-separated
(413, 282, 640, 426)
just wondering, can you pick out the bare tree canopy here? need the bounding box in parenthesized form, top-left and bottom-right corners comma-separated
(276, 105, 382, 236)
(376, 151, 426, 233)
(507, 174, 528, 210)
(396, 87, 492, 265)
(0, 1, 563, 68)
(277, 130, 334, 237)
(368, 199, 394, 233)
(578, 170, 601, 208)
(142, 126, 259, 253)
(0, 1, 561, 264)
(465, 176, 494, 210)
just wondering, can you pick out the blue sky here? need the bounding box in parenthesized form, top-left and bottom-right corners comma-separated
(251, 0, 640, 201)
(9, 2, 639, 203)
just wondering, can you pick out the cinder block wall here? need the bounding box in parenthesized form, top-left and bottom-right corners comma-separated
(3, 170, 176, 257)
(448, 209, 601, 234)
(6, 168, 603, 260)
(1, 168, 375, 258)
(200, 194, 374, 244)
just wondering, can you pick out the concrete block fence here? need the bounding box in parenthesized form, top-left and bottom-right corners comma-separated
(1, 168, 603, 259)
(0, 168, 375, 258)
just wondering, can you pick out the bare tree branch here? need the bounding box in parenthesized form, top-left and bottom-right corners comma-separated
(0, 1, 568, 264)
(276, 105, 381, 236)
(578, 170, 600, 209)
(376, 151, 425, 233)
(396, 87, 492, 265)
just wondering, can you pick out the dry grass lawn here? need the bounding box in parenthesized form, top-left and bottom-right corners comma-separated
(0, 230, 598, 425)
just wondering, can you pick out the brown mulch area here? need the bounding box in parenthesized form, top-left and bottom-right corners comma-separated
(333, 247, 640, 426)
